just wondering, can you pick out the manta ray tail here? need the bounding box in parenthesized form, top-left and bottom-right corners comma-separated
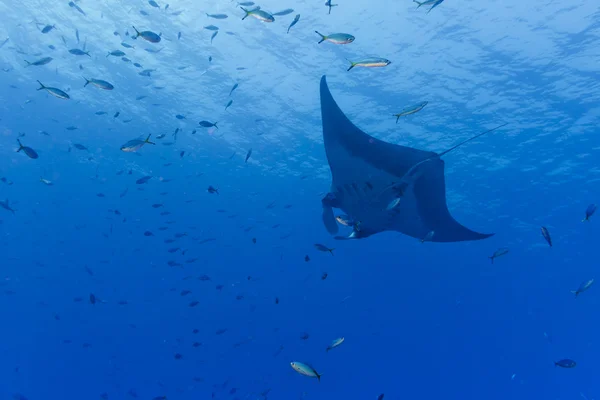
(439, 123, 508, 157)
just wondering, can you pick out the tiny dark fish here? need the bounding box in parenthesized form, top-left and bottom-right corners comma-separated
(107, 50, 126, 57)
(245, 148, 252, 163)
(69, 48, 91, 56)
(225, 99, 232, 110)
(272, 8, 294, 16)
(199, 120, 218, 129)
(89, 293, 96, 304)
(132, 26, 161, 43)
(554, 359, 576, 368)
(583, 203, 597, 222)
(540, 226, 552, 247)
(25, 56, 53, 66)
(305, 255, 310, 262)
(211, 31, 218, 43)
(314, 243, 334, 255)
(287, 14, 300, 33)
(73, 143, 87, 150)
(136, 176, 152, 184)
(16, 139, 38, 159)
(207, 13, 228, 19)
(488, 247, 509, 264)
(204, 25, 219, 31)
(377, 395, 385, 400)
(41, 24, 56, 34)
(189, 301, 199, 307)
(207, 185, 219, 194)
(321, 272, 328, 280)
(144, 231, 154, 237)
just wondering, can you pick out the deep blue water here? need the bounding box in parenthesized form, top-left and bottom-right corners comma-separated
(1, 1, 599, 399)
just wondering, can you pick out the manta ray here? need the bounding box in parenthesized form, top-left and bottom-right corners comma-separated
(319, 75, 505, 242)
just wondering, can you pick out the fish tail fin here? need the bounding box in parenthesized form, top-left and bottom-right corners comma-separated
(132, 25, 140, 38)
(214, 122, 218, 129)
(24, 60, 31, 67)
(106, 52, 110, 58)
(394, 114, 400, 123)
(345, 59, 356, 71)
(145, 134, 156, 145)
(85, 51, 91, 57)
(316, 372, 322, 382)
(414, 0, 423, 7)
(83, 77, 90, 87)
(16, 139, 23, 152)
(36, 80, 45, 90)
(582, 217, 588, 222)
(329, 248, 334, 255)
(315, 31, 326, 44)
(240, 7, 250, 20)
(489, 256, 494, 264)
(571, 290, 578, 297)
(438, 123, 508, 157)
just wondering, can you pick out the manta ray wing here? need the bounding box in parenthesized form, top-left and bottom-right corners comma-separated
(319, 75, 494, 242)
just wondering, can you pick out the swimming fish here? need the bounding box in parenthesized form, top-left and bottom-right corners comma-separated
(107, 50, 126, 57)
(421, 230, 435, 243)
(199, 120, 218, 129)
(204, 25, 219, 31)
(136, 176, 152, 184)
(287, 14, 300, 33)
(290, 362, 321, 381)
(488, 247, 509, 264)
(69, 48, 91, 56)
(240, 7, 274, 22)
(229, 83, 238, 96)
(245, 148, 252, 163)
(132, 26, 161, 43)
(571, 279, 594, 297)
(540, 226, 552, 247)
(346, 58, 391, 71)
(68, 1, 86, 15)
(583, 203, 596, 222)
(40, 177, 53, 185)
(325, 0, 338, 14)
(16, 139, 39, 159)
(272, 8, 294, 16)
(25, 57, 53, 66)
(211, 31, 218, 43)
(225, 100, 233, 110)
(41, 24, 55, 34)
(554, 359, 576, 368)
(121, 134, 155, 152)
(0, 198, 16, 214)
(83, 77, 114, 90)
(393, 101, 428, 122)
(314, 243, 334, 255)
(36, 80, 70, 99)
(206, 13, 228, 19)
(326, 337, 344, 352)
(315, 31, 355, 44)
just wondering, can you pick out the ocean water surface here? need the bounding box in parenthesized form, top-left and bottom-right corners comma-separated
(1, 1, 599, 399)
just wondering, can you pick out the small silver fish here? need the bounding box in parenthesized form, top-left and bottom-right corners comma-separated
(326, 337, 344, 352)
(290, 362, 321, 381)
(571, 279, 594, 297)
(347, 58, 391, 71)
